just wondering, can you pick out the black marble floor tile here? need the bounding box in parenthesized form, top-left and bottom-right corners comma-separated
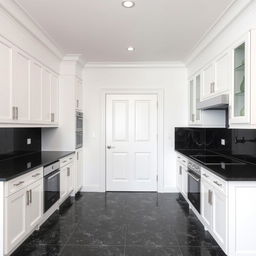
(180, 246, 226, 256)
(11, 193, 226, 256)
(61, 245, 125, 256)
(125, 246, 183, 256)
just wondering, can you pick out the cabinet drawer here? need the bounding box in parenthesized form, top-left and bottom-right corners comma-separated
(5, 167, 43, 197)
(177, 154, 188, 166)
(201, 168, 227, 195)
(60, 154, 75, 168)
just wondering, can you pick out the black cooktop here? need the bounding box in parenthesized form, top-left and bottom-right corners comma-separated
(190, 155, 244, 165)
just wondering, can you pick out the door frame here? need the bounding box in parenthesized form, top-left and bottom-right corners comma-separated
(99, 88, 164, 192)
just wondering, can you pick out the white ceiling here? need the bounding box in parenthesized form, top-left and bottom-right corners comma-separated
(14, 0, 234, 62)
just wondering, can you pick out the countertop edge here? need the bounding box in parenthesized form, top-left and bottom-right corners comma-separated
(0, 151, 75, 182)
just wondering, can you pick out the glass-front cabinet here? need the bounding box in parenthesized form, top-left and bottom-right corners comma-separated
(188, 74, 201, 125)
(230, 33, 250, 124)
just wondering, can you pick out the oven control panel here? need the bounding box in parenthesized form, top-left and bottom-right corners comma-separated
(188, 161, 201, 175)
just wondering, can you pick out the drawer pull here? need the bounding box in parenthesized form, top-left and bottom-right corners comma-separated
(62, 160, 67, 164)
(203, 173, 209, 178)
(182, 160, 186, 163)
(32, 173, 40, 178)
(13, 181, 24, 187)
(214, 181, 223, 187)
(69, 158, 73, 160)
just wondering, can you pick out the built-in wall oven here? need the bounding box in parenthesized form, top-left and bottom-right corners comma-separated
(44, 161, 60, 213)
(187, 161, 201, 213)
(76, 111, 83, 149)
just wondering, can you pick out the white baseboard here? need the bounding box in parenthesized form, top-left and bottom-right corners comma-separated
(159, 186, 179, 193)
(81, 185, 104, 192)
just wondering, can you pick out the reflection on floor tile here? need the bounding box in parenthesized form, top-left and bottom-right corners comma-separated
(11, 193, 226, 256)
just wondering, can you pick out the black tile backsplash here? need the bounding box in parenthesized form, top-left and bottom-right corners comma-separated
(0, 128, 41, 160)
(175, 127, 256, 164)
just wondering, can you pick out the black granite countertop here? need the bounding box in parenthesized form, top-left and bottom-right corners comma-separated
(0, 151, 75, 181)
(176, 149, 256, 181)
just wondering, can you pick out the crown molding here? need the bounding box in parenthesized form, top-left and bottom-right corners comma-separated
(0, 0, 64, 60)
(185, 0, 253, 66)
(63, 54, 86, 67)
(85, 62, 186, 69)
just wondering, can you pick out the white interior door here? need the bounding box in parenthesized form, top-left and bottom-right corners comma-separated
(106, 94, 158, 191)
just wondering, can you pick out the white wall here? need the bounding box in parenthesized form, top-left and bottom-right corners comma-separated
(187, 0, 256, 76)
(83, 66, 187, 192)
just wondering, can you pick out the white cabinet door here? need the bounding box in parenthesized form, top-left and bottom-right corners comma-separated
(202, 63, 215, 99)
(212, 189, 227, 250)
(0, 39, 12, 122)
(67, 163, 74, 194)
(50, 75, 59, 124)
(75, 79, 83, 110)
(12, 50, 30, 122)
(181, 166, 187, 198)
(5, 188, 27, 254)
(60, 166, 68, 201)
(215, 51, 230, 94)
(42, 69, 51, 123)
(176, 163, 182, 192)
(201, 179, 213, 228)
(188, 79, 195, 124)
(26, 179, 43, 232)
(76, 148, 83, 192)
(30, 62, 42, 122)
(230, 34, 250, 124)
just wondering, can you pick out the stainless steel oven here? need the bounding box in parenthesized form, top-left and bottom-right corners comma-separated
(76, 111, 83, 131)
(187, 161, 201, 213)
(76, 111, 83, 149)
(44, 161, 60, 213)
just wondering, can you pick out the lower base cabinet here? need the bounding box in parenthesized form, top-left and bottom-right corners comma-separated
(4, 178, 43, 255)
(60, 161, 74, 203)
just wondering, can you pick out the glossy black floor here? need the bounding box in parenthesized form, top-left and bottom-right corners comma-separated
(12, 193, 226, 256)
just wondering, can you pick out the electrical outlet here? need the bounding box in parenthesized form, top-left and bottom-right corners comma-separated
(27, 138, 31, 145)
(221, 139, 225, 146)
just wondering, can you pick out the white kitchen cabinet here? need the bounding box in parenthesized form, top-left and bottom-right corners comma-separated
(50, 75, 59, 124)
(75, 148, 83, 193)
(12, 50, 30, 122)
(60, 166, 68, 202)
(176, 163, 182, 192)
(75, 78, 83, 111)
(215, 51, 230, 94)
(42, 69, 51, 123)
(30, 61, 42, 122)
(201, 178, 213, 229)
(0, 39, 12, 122)
(230, 33, 250, 124)
(5, 188, 27, 254)
(26, 179, 43, 231)
(202, 63, 215, 99)
(181, 165, 188, 198)
(188, 74, 201, 126)
(67, 163, 74, 194)
(212, 188, 227, 249)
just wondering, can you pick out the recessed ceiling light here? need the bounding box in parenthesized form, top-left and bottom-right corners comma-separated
(122, 1, 135, 8)
(127, 46, 135, 52)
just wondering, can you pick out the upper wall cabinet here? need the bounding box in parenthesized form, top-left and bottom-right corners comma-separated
(0, 39, 12, 122)
(0, 36, 59, 127)
(202, 51, 231, 100)
(188, 73, 201, 125)
(229, 33, 250, 125)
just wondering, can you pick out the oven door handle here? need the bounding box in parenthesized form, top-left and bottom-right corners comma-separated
(188, 171, 200, 182)
(46, 171, 60, 180)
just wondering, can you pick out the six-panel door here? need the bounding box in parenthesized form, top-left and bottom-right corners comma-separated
(106, 94, 158, 191)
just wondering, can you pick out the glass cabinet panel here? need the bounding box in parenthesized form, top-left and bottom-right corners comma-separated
(189, 80, 194, 122)
(195, 75, 201, 121)
(233, 43, 245, 117)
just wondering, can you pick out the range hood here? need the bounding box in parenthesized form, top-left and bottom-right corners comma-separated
(197, 94, 229, 110)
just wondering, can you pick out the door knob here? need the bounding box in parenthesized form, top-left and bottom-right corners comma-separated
(107, 145, 115, 149)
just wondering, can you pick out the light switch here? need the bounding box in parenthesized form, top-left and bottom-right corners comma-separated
(27, 138, 31, 145)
